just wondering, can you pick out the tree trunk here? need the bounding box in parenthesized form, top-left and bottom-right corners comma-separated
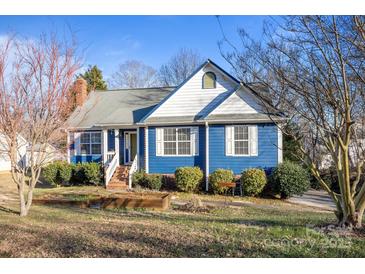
(339, 211, 363, 228)
(18, 184, 28, 217)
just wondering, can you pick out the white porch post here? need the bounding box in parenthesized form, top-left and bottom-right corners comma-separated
(205, 122, 209, 192)
(66, 130, 70, 164)
(114, 129, 120, 165)
(278, 126, 283, 164)
(102, 129, 108, 164)
(145, 126, 149, 174)
(137, 127, 140, 169)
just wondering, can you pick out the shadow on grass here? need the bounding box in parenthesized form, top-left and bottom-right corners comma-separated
(0, 205, 19, 215)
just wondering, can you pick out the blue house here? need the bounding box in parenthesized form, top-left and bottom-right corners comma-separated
(66, 59, 284, 190)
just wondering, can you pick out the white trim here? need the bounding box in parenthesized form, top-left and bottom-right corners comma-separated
(158, 126, 198, 157)
(145, 126, 149, 174)
(278, 126, 283, 163)
(74, 132, 80, 155)
(136, 127, 140, 169)
(114, 129, 120, 165)
(66, 130, 70, 164)
(124, 131, 137, 165)
(205, 122, 209, 192)
(249, 125, 258, 156)
(225, 125, 258, 157)
(75, 131, 103, 157)
(102, 129, 108, 164)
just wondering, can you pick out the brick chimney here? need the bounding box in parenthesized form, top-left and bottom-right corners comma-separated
(74, 77, 88, 107)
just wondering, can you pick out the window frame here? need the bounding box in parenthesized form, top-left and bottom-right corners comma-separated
(233, 126, 250, 156)
(226, 125, 258, 157)
(161, 127, 194, 157)
(79, 131, 102, 156)
(202, 72, 217, 89)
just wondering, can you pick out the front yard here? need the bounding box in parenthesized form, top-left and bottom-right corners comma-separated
(0, 172, 364, 257)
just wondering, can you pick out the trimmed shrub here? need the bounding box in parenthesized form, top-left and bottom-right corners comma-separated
(132, 170, 147, 187)
(241, 168, 267, 196)
(71, 163, 86, 185)
(132, 170, 163, 190)
(162, 175, 176, 190)
(70, 162, 102, 185)
(209, 169, 234, 194)
(82, 162, 102, 185)
(269, 161, 310, 199)
(175, 166, 204, 193)
(42, 161, 72, 186)
(145, 174, 163, 190)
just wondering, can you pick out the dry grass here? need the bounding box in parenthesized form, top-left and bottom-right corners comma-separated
(0, 173, 364, 258)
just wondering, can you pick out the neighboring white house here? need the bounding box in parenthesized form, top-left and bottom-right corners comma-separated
(26, 143, 66, 166)
(0, 133, 28, 172)
(0, 133, 65, 172)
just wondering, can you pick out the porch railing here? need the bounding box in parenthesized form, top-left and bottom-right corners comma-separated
(104, 152, 118, 186)
(128, 154, 138, 189)
(106, 151, 115, 164)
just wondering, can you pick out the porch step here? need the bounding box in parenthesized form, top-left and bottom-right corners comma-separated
(106, 165, 130, 190)
(107, 182, 128, 190)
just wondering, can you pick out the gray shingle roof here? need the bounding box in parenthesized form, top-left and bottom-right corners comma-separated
(66, 87, 174, 129)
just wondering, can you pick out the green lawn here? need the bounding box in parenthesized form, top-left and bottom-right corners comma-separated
(0, 173, 364, 257)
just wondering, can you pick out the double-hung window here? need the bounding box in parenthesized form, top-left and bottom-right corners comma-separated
(234, 126, 249, 155)
(226, 125, 258, 156)
(80, 132, 101, 155)
(156, 127, 198, 156)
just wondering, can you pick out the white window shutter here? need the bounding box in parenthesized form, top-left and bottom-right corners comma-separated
(225, 126, 234, 156)
(191, 127, 199, 156)
(156, 128, 163, 156)
(249, 125, 258, 156)
(74, 132, 81, 155)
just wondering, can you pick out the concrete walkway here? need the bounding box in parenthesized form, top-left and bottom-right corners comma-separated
(288, 190, 335, 211)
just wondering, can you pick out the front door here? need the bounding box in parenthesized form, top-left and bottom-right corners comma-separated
(125, 132, 137, 164)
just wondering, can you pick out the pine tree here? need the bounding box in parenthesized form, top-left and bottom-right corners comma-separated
(80, 65, 107, 92)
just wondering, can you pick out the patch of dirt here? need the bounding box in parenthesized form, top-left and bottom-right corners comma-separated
(311, 224, 365, 237)
(175, 197, 214, 213)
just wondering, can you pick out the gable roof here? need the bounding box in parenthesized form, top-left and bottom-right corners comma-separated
(66, 87, 174, 129)
(66, 59, 284, 129)
(199, 84, 283, 122)
(140, 59, 240, 124)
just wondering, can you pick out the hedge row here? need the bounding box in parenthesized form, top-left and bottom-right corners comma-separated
(133, 162, 310, 198)
(44, 160, 310, 199)
(42, 161, 102, 186)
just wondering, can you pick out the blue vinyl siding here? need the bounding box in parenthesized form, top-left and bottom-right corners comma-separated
(148, 126, 206, 174)
(71, 155, 102, 163)
(209, 123, 278, 174)
(138, 127, 145, 170)
(107, 129, 115, 152)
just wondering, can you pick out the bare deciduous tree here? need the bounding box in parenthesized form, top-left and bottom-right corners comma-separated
(158, 48, 204, 86)
(108, 60, 157, 89)
(221, 16, 365, 228)
(0, 34, 80, 216)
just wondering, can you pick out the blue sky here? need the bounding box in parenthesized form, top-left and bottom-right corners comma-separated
(0, 16, 267, 79)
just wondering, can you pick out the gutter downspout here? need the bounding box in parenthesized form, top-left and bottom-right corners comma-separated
(205, 121, 209, 192)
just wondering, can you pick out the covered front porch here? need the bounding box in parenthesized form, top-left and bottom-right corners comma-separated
(67, 127, 143, 189)
(102, 128, 141, 189)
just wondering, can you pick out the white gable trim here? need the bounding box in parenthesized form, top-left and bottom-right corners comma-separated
(203, 85, 266, 120)
(139, 59, 240, 123)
